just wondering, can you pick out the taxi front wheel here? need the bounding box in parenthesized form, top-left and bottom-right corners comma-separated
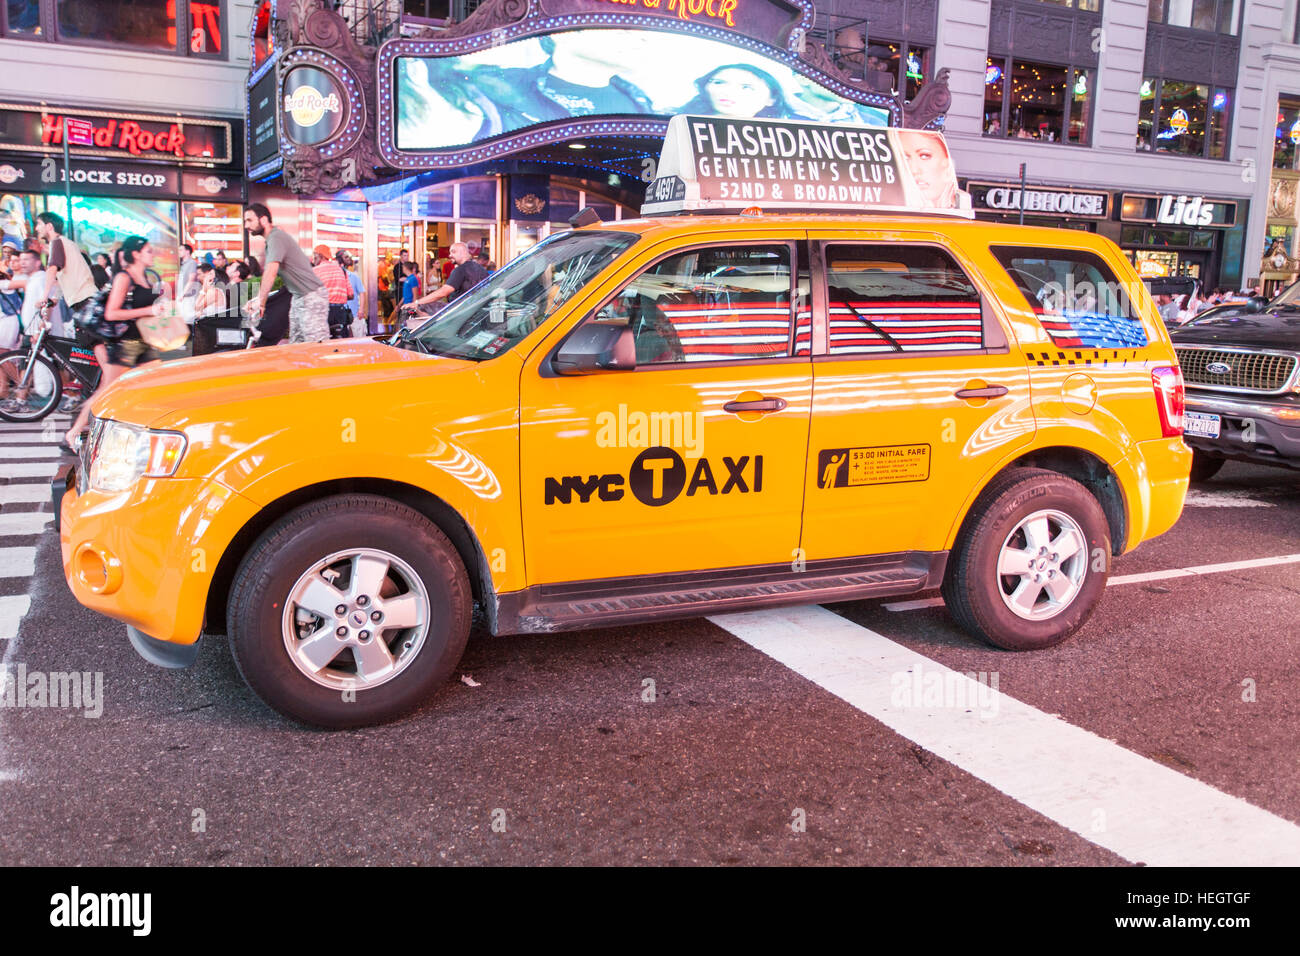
(226, 494, 472, 728)
(941, 468, 1110, 651)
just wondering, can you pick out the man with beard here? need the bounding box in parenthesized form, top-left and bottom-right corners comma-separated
(241, 203, 328, 343)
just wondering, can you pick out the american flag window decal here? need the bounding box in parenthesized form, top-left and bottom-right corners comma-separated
(602, 244, 796, 365)
(822, 245, 985, 355)
(990, 245, 1150, 351)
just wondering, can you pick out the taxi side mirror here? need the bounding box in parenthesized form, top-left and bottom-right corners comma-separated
(552, 323, 637, 375)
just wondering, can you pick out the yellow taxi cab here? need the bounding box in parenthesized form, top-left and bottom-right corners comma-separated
(54, 123, 1190, 728)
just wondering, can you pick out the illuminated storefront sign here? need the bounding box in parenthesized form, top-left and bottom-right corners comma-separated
(0, 102, 233, 165)
(967, 181, 1108, 218)
(0, 157, 241, 201)
(1121, 192, 1238, 228)
(248, 68, 281, 176)
(277, 49, 365, 162)
(378, 0, 897, 170)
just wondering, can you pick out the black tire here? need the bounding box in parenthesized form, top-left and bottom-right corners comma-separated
(226, 494, 471, 728)
(1189, 451, 1225, 483)
(941, 467, 1110, 651)
(0, 349, 62, 422)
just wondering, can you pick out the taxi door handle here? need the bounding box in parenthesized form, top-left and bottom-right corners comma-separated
(954, 385, 1009, 400)
(724, 397, 788, 413)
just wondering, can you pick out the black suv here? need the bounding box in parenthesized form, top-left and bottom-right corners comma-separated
(1170, 284, 1300, 481)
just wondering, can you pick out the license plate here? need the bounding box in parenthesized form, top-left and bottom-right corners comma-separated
(1185, 411, 1221, 439)
(216, 329, 244, 345)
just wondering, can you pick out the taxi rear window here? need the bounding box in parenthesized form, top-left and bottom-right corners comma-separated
(990, 245, 1149, 349)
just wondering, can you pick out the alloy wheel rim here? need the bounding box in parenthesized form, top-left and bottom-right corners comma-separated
(281, 548, 431, 691)
(996, 509, 1088, 621)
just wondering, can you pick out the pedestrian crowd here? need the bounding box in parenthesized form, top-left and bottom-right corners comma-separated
(0, 203, 376, 451)
(1153, 283, 1263, 326)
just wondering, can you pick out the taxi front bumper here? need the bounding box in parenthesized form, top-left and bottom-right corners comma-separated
(56, 462, 260, 657)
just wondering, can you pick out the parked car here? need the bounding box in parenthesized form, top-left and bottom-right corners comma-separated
(1170, 282, 1300, 481)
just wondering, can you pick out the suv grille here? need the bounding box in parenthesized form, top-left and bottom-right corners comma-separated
(1175, 348, 1298, 393)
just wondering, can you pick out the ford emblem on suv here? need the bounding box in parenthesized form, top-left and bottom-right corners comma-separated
(1206, 361, 1233, 374)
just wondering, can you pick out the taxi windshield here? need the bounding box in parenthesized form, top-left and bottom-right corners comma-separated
(409, 230, 639, 360)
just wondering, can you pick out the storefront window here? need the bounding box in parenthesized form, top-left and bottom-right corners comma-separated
(182, 202, 242, 262)
(1035, 0, 1099, 8)
(1150, 0, 1239, 35)
(421, 184, 454, 219)
(57, 0, 175, 51)
(40, 194, 180, 287)
(1137, 77, 1230, 159)
(252, 0, 272, 68)
(188, 1, 221, 55)
(53, 0, 224, 55)
(550, 186, 580, 224)
(984, 58, 1005, 136)
(865, 41, 930, 101)
(459, 179, 497, 220)
(4, 0, 42, 36)
(1159, 80, 1208, 156)
(1273, 98, 1300, 170)
(984, 57, 1092, 145)
(403, 0, 452, 19)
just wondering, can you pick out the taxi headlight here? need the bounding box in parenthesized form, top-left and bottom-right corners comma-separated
(88, 420, 187, 493)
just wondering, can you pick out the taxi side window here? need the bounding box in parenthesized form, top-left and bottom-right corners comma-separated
(822, 244, 984, 355)
(990, 246, 1149, 349)
(591, 244, 794, 365)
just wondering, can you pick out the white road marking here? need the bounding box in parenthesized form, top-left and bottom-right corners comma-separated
(709, 604, 1300, 866)
(885, 553, 1300, 611)
(0, 485, 48, 505)
(0, 433, 61, 444)
(0, 595, 31, 641)
(0, 513, 51, 536)
(0, 462, 61, 478)
(1184, 489, 1275, 508)
(0, 547, 36, 579)
(1, 445, 64, 459)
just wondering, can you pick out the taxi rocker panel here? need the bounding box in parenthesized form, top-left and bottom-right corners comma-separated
(490, 551, 947, 635)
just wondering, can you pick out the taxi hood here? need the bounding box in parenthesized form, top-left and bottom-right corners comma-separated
(92, 339, 479, 428)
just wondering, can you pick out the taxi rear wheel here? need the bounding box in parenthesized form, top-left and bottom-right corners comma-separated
(941, 468, 1109, 651)
(226, 494, 471, 728)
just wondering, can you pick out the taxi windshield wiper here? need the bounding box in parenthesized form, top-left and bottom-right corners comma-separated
(828, 286, 903, 352)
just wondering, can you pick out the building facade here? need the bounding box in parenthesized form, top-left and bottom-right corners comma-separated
(914, 0, 1300, 292)
(0, 0, 256, 287)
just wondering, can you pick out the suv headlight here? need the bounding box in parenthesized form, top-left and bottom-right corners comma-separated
(88, 420, 187, 493)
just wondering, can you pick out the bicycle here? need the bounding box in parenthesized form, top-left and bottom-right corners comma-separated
(0, 312, 102, 423)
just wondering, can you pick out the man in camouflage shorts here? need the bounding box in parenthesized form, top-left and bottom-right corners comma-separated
(242, 203, 329, 344)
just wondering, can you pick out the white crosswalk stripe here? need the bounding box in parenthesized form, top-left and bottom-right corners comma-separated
(3, 446, 65, 459)
(2, 462, 60, 478)
(0, 416, 66, 669)
(0, 548, 37, 579)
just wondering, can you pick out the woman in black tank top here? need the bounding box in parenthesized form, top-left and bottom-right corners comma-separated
(64, 235, 162, 449)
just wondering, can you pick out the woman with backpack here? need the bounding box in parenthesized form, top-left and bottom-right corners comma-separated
(64, 236, 167, 451)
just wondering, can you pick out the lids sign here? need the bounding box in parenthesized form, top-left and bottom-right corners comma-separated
(643, 115, 972, 217)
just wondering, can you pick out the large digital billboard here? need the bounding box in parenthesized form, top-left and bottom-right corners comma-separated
(385, 27, 896, 167)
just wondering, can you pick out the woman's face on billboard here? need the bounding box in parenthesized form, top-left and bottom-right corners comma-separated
(902, 135, 952, 205)
(704, 68, 775, 117)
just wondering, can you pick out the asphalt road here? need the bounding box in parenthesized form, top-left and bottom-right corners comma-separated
(1, 425, 1298, 866)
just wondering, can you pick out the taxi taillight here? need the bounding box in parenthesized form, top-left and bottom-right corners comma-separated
(1151, 366, 1185, 437)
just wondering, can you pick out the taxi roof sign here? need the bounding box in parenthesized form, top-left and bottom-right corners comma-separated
(641, 114, 973, 219)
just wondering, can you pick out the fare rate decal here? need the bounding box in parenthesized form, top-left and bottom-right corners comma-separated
(688, 116, 906, 206)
